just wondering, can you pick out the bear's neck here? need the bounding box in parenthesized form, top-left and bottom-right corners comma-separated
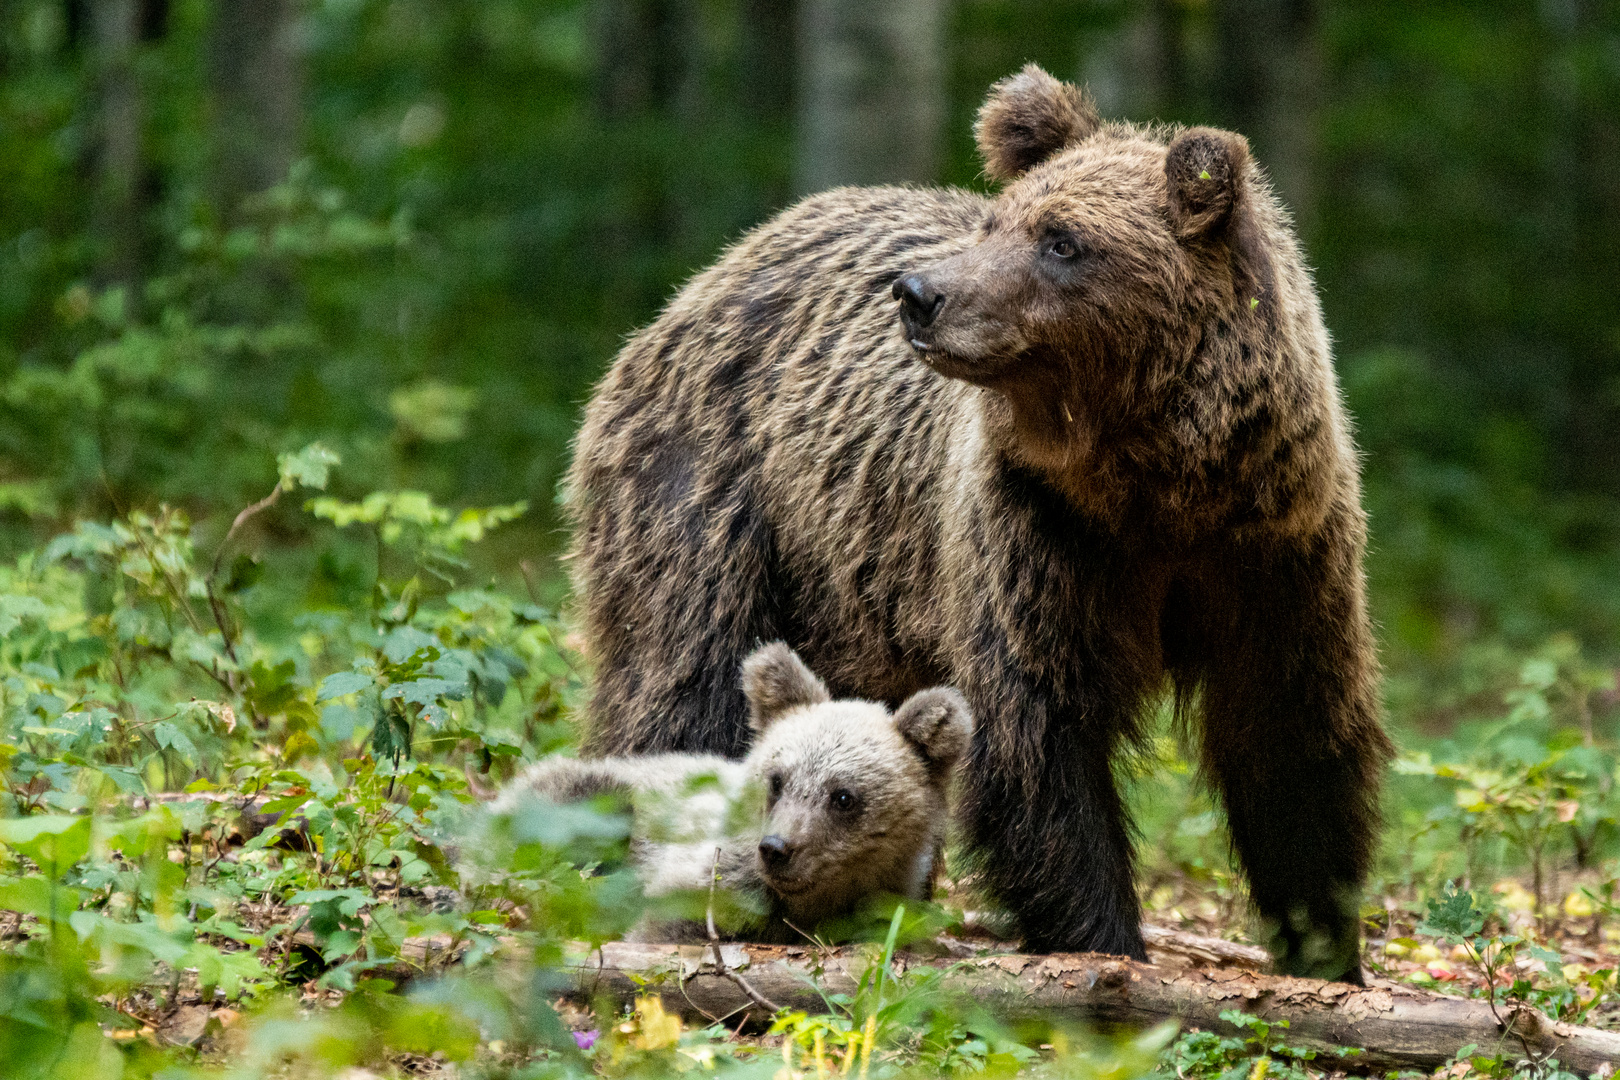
(976, 349, 1169, 527)
(974, 330, 1341, 541)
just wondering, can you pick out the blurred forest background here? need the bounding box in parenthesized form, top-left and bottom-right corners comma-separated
(2, 0, 1619, 720)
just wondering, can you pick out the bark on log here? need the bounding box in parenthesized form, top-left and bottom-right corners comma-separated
(1140, 925, 1271, 969)
(562, 942, 1620, 1076)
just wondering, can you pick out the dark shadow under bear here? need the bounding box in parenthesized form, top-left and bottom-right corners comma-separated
(567, 64, 1393, 984)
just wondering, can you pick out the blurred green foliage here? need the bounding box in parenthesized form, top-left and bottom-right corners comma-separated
(1, 0, 1617, 704)
(0, 445, 1191, 1077)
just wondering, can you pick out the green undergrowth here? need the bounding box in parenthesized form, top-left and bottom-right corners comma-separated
(0, 447, 1179, 1078)
(2, 447, 1620, 1079)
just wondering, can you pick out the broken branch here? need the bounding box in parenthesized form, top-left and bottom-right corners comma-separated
(702, 847, 781, 1015)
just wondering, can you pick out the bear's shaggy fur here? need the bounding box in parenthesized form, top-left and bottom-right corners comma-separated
(498, 644, 973, 941)
(567, 65, 1392, 981)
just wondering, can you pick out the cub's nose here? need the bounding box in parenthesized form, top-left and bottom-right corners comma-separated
(892, 274, 945, 329)
(758, 834, 796, 870)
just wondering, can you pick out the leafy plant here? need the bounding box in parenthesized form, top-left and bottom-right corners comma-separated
(0, 445, 599, 1074)
(1393, 639, 1620, 916)
(1157, 1010, 1358, 1080)
(1413, 883, 1601, 1073)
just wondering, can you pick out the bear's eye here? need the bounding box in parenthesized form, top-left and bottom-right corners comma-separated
(1047, 235, 1080, 260)
(829, 789, 858, 813)
(768, 774, 784, 801)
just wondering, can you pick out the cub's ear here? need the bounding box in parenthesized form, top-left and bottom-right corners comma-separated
(893, 688, 974, 775)
(742, 643, 830, 732)
(975, 64, 1100, 183)
(1165, 127, 1252, 240)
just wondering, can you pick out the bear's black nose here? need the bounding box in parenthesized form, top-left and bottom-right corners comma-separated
(893, 274, 945, 329)
(758, 834, 795, 870)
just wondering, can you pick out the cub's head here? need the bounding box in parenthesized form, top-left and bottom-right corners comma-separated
(738, 643, 973, 924)
(892, 65, 1279, 430)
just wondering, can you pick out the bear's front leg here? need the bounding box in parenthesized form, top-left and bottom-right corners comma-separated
(957, 673, 1148, 959)
(1192, 519, 1393, 985)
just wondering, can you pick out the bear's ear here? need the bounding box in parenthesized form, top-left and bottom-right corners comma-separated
(1164, 127, 1252, 240)
(742, 642, 831, 732)
(892, 688, 974, 776)
(975, 64, 1100, 183)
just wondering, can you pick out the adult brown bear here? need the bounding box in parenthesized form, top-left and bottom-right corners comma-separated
(566, 64, 1392, 983)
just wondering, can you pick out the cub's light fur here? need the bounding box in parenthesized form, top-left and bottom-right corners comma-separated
(496, 643, 972, 940)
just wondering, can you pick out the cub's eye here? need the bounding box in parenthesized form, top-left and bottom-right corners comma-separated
(768, 774, 784, 800)
(830, 789, 858, 813)
(1047, 236, 1079, 260)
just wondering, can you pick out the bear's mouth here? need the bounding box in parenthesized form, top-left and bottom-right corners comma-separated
(909, 341, 1019, 386)
(761, 871, 814, 896)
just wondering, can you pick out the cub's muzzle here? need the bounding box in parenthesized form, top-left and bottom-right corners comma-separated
(758, 834, 796, 872)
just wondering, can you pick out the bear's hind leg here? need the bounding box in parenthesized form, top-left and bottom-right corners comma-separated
(575, 436, 787, 759)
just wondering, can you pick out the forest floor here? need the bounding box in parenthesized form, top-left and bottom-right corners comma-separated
(92, 861, 1620, 1078)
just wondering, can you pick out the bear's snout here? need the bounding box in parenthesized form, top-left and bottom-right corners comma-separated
(893, 274, 945, 337)
(758, 833, 796, 871)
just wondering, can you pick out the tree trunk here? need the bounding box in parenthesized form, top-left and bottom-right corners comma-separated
(563, 942, 1620, 1076)
(1080, 2, 1179, 124)
(592, 0, 681, 119)
(208, 0, 302, 211)
(1210, 0, 1318, 233)
(794, 0, 946, 194)
(90, 0, 144, 285)
(740, 0, 796, 124)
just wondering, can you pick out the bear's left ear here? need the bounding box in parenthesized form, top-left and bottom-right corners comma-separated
(1164, 127, 1252, 240)
(893, 688, 974, 776)
(975, 64, 1100, 183)
(742, 642, 831, 732)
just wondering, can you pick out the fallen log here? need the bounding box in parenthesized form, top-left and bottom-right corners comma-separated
(562, 942, 1620, 1076)
(1140, 925, 1270, 969)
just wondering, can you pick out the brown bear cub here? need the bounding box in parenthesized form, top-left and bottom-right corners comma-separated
(568, 65, 1392, 981)
(497, 643, 972, 941)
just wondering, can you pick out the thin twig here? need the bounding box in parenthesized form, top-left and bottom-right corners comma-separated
(705, 847, 781, 1014)
(1467, 938, 1541, 1065)
(679, 978, 725, 1024)
(518, 559, 543, 604)
(204, 480, 286, 666)
(210, 482, 285, 582)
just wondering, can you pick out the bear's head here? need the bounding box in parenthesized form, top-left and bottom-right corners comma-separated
(738, 642, 973, 923)
(892, 64, 1279, 455)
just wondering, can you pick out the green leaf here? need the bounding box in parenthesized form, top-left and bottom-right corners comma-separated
(151, 720, 198, 757)
(260, 792, 312, 818)
(1525, 943, 1565, 978)
(515, 602, 551, 623)
(1519, 657, 1558, 690)
(189, 939, 270, 998)
(317, 671, 374, 701)
(382, 677, 467, 708)
(389, 379, 476, 444)
(0, 594, 49, 638)
(439, 502, 527, 546)
(1418, 882, 1488, 941)
(0, 814, 92, 877)
(104, 807, 183, 857)
(381, 625, 439, 664)
(277, 442, 341, 490)
(372, 707, 412, 763)
(0, 876, 71, 920)
(70, 911, 189, 962)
